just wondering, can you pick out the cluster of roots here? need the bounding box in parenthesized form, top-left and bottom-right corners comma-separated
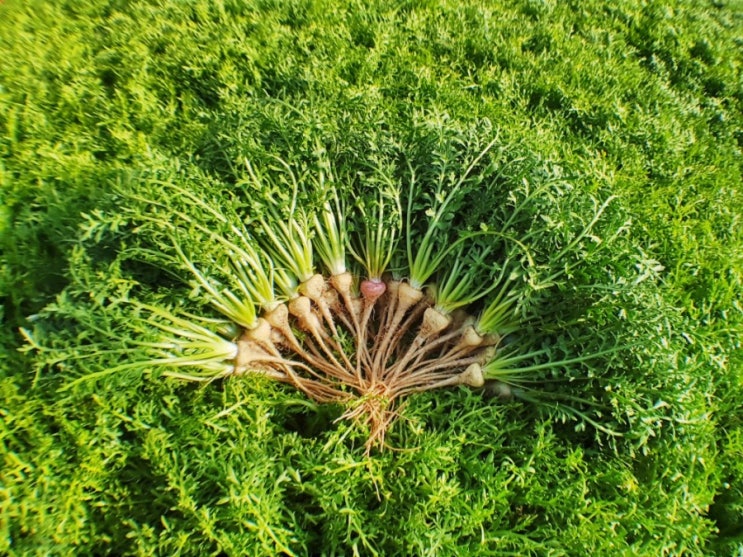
(234, 272, 497, 450)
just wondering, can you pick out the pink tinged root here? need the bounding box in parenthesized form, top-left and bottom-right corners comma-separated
(360, 279, 387, 305)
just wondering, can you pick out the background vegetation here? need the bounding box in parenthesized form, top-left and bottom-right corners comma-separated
(1, 0, 741, 555)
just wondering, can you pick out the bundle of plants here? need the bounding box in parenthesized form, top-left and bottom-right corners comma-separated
(27, 138, 628, 451)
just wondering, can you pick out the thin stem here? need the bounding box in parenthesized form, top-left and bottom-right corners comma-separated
(349, 187, 401, 280)
(313, 184, 348, 276)
(483, 344, 630, 378)
(374, 297, 429, 375)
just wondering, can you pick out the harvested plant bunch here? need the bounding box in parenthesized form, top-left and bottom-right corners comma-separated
(43, 141, 625, 451)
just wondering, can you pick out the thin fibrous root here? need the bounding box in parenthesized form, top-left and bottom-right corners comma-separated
(357, 279, 387, 377)
(234, 340, 315, 383)
(340, 382, 398, 453)
(384, 326, 470, 381)
(382, 306, 451, 382)
(393, 354, 484, 391)
(371, 279, 399, 355)
(291, 373, 353, 403)
(300, 335, 358, 385)
(263, 303, 351, 379)
(288, 295, 358, 379)
(373, 287, 427, 372)
(192, 272, 505, 450)
(375, 282, 424, 360)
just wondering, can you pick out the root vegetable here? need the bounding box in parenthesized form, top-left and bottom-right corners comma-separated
(264, 303, 290, 330)
(330, 271, 354, 300)
(385, 279, 400, 305)
(350, 297, 364, 321)
(479, 346, 497, 364)
(418, 307, 452, 341)
(458, 363, 484, 387)
(263, 303, 298, 345)
(241, 317, 282, 357)
(397, 282, 424, 313)
(235, 338, 272, 369)
(481, 333, 502, 347)
(323, 288, 342, 313)
(330, 270, 362, 328)
(244, 317, 271, 343)
(270, 329, 286, 345)
(298, 273, 339, 335)
(288, 296, 322, 333)
(298, 273, 326, 302)
(449, 308, 471, 329)
(360, 278, 387, 305)
(458, 325, 484, 349)
(487, 381, 513, 400)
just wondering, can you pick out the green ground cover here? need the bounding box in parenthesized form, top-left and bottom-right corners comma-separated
(1, 0, 741, 555)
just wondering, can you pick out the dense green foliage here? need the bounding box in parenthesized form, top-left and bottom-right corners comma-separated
(1, 0, 741, 555)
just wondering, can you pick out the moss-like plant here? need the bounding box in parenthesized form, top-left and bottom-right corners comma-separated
(4, 0, 740, 553)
